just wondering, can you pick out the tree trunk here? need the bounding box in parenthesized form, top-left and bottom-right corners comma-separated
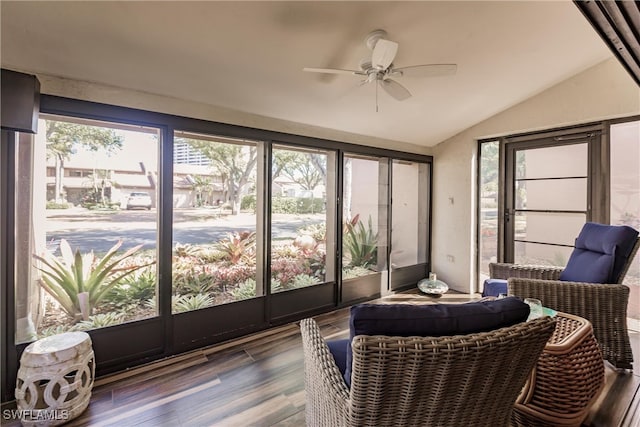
(55, 154, 65, 203)
(229, 182, 240, 215)
(343, 158, 353, 221)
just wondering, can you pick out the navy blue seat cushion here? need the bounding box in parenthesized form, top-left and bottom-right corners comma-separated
(482, 278, 508, 297)
(342, 297, 530, 386)
(326, 339, 349, 377)
(559, 222, 638, 283)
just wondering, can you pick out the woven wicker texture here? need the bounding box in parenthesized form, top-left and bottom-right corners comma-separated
(300, 316, 556, 427)
(490, 236, 639, 370)
(512, 313, 604, 427)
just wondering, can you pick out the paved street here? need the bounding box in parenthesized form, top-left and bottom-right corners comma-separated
(44, 207, 324, 254)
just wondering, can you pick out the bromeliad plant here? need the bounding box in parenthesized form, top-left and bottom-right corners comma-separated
(343, 214, 379, 269)
(33, 239, 155, 322)
(215, 231, 256, 264)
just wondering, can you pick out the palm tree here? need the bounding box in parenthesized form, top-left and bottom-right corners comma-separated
(191, 175, 214, 206)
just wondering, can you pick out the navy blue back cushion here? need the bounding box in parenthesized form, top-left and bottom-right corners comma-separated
(560, 222, 638, 283)
(326, 339, 349, 377)
(342, 297, 530, 386)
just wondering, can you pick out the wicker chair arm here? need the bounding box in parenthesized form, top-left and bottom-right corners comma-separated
(508, 278, 633, 369)
(299, 318, 350, 426)
(490, 263, 563, 280)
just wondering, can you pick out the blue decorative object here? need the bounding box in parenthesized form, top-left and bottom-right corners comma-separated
(482, 278, 508, 297)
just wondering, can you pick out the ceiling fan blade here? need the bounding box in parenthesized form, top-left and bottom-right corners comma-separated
(393, 64, 457, 78)
(380, 79, 411, 101)
(371, 39, 398, 70)
(303, 67, 365, 76)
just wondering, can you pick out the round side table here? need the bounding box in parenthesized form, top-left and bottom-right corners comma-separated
(15, 331, 95, 426)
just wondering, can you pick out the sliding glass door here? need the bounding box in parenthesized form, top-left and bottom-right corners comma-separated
(390, 160, 430, 290)
(269, 145, 337, 319)
(610, 120, 640, 325)
(341, 154, 389, 303)
(172, 132, 264, 310)
(4, 94, 433, 401)
(505, 139, 591, 266)
(14, 116, 161, 343)
(171, 131, 267, 351)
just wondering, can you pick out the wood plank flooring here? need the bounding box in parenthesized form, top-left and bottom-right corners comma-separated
(2, 291, 639, 426)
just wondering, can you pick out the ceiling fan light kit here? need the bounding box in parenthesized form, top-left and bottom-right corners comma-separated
(303, 29, 458, 111)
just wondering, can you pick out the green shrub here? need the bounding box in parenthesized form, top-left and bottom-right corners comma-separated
(271, 197, 325, 214)
(72, 312, 126, 330)
(309, 249, 326, 281)
(104, 269, 156, 307)
(272, 197, 298, 214)
(272, 274, 320, 292)
(298, 222, 326, 242)
(231, 279, 257, 300)
(172, 265, 215, 294)
(194, 246, 228, 263)
(343, 266, 376, 280)
(271, 279, 283, 292)
(212, 265, 255, 291)
(274, 244, 299, 259)
(291, 274, 320, 288)
(38, 324, 72, 338)
(241, 194, 256, 211)
(172, 293, 215, 313)
(296, 198, 324, 214)
(46, 201, 72, 209)
(174, 243, 200, 258)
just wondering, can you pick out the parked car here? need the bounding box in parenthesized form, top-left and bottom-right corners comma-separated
(126, 192, 152, 210)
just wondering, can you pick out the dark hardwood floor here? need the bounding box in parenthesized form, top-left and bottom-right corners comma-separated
(2, 291, 639, 426)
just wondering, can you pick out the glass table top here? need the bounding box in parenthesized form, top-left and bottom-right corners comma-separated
(417, 278, 449, 295)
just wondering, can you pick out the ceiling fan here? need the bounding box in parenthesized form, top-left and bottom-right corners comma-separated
(304, 29, 457, 111)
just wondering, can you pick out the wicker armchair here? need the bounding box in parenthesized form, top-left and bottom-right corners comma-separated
(490, 236, 640, 370)
(300, 316, 556, 427)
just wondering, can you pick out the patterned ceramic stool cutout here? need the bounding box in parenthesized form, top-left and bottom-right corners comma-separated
(15, 332, 95, 426)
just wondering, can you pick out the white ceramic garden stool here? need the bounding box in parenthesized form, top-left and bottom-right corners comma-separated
(15, 331, 95, 426)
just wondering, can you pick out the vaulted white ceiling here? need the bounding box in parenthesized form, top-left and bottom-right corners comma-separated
(1, 1, 612, 147)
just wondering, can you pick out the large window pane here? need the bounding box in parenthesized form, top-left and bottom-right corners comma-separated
(479, 141, 499, 285)
(516, 144, 587, 179)
(271, 145, 336, 293)
(342, 154, 388, 281)
(515, 241, 574, 267)
(610, 120, 640, 322)
(516, 178, 587, 211)
(15, 116, 160, 343)
(514, 211, 586, 247)
(172, 132, 263, 311)
(391, 160, 429, 268)
(512, 142, 588, 272)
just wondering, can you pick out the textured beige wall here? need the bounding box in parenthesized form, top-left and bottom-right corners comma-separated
(432, 58, 640, 293)
(35, 73, 430, 156)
